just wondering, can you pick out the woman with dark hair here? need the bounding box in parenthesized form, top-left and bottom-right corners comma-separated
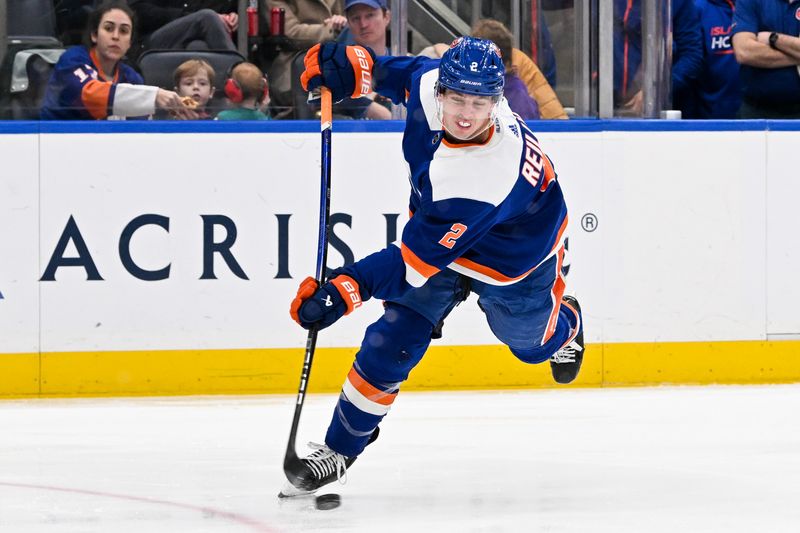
(41, 0, 196, 120)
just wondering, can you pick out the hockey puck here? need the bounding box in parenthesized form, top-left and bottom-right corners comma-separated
(315, 493, 341, 510)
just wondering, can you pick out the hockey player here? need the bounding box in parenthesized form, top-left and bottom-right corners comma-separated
(282, 36, 584, 496)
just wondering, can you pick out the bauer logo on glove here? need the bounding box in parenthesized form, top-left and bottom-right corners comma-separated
(300, 42, 376, 102)
(289, 274, 365, 330)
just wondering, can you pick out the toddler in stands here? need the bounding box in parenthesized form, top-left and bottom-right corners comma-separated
(172, 59, 216, 119)
(217, 62, 270, 120)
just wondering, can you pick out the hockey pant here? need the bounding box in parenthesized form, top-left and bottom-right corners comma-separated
(324, 249, 581, 457)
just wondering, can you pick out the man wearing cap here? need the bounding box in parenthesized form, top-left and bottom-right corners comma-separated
(334, 0, 392, 118)
(342, 0, 390, 55)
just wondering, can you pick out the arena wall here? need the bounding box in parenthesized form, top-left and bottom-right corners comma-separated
(1, 120, 799, 397)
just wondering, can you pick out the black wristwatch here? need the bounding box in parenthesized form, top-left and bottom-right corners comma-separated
(769, 32, 780, 50)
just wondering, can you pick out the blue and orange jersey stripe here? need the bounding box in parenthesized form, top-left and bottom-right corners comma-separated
(542, 245, 567, 344)
(452, 256, 536, 285)
(401, 242, 440, 279)
(539, 154, 557, 191)
(550, 215, 569, 254)
(81, 48, 119, 119)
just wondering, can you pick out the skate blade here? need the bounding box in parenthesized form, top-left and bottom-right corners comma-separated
(278, 481, 317, 499)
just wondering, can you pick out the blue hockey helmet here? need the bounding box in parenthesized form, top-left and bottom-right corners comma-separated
(437, 36, 505, 98)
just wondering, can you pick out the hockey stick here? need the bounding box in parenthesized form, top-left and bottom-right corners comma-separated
(283, 87, 333, 489)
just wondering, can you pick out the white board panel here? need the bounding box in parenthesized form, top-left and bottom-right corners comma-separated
(537, 132, 605, 344)
(0, 135, 40, 353)
(5, 126, 787, 355)
(600, 131, 766, 342)
(766, 131, 800, 336)
(37, 132, 416, 351)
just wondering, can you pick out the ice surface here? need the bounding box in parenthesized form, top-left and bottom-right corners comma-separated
(1, 384, 799, 532)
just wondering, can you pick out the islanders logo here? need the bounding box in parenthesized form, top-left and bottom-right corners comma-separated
(797, 7, 800, 20)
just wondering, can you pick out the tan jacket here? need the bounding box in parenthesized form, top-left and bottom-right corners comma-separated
(264, 0, 343, 110)
(512, 48, 567, 120)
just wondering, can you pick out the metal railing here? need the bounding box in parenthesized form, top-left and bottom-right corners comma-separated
(0, 0, 7, 69)
(408, 0, 471, 46)
(641, 0, 671, 118)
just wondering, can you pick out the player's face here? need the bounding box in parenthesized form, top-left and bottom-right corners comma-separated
(92, 9, 132, 64)
(346, 5, 390, 49)
(177, 73, 215, 107)
(438, 90, 496, 142)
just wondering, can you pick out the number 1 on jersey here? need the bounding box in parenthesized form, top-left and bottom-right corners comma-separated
(438, 223, 467, 249)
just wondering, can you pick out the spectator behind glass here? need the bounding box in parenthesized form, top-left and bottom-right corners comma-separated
(680, 0, 740, 118)
(264, 0, 346, 118)
(343, 0, 388, 54)
(332, 0, 392, 120)
(471, 19, 540, 120)
(41, 0, 197, 120)
(217, 62, 271, 120)
(173, 59, 217, 119)
(128, 0, 238, 61)
(419, 34, 567, 119)
(613, 0, 703, 117)
(732, 0, 800, 118)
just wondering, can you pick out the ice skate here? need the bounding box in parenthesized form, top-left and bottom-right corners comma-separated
(278, 443, 352, 498)
(278, 427, 379, 498)
(550, 295, 584, 384)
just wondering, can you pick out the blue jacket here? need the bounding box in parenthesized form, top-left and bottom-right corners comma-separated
(614, 0, 704, 104)
(683, 0, 741, 118)
(732, 0, 800, 106)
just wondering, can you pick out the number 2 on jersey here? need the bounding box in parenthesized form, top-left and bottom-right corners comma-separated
(438, 223, 467, 249)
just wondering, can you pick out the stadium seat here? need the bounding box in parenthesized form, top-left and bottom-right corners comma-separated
(137, 49, 246, 114)
(8, 49, 65, 119)
(1, 0, 64, 118)
(8, 0, 60, 40)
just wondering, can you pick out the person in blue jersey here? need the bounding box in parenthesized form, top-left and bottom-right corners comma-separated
(731, 0, 800, 118)
(614, 0, 703, 116)
(41, 0, 197, 120)
(681, 0, 740, 118)
(279, 37, 585, 496)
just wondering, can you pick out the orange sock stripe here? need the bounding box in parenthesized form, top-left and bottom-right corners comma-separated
(347, 367, 397, 406)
